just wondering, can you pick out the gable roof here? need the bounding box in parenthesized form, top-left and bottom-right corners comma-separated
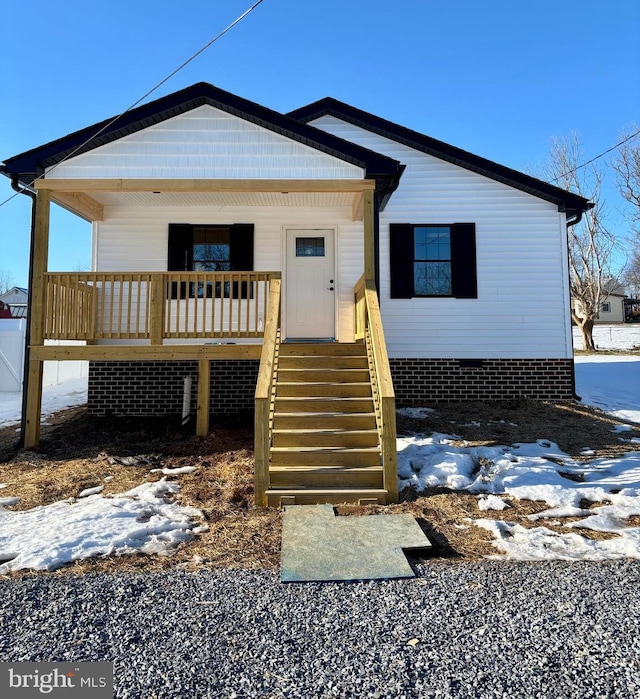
(0, 83, 402, 195)
(287, 97, 592, 219)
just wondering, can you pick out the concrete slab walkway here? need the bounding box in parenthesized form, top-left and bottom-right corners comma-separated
(280, 504, 432, 582)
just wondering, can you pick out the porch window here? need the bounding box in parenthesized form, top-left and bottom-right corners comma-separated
(193, 227, 231, 272)
(389, 223, 477, 299)
(168, 223, 254, 299)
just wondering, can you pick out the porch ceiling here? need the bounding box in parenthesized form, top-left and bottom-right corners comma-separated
(36, 178, 373, 222)
(83, 190, 358, 209)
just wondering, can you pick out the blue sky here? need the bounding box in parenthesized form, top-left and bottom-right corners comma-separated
(1, 0, 638, 287)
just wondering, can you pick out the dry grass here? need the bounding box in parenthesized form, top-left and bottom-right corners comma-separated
(1, 398, 639, 577)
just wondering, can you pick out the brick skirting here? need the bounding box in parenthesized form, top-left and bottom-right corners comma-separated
(390, 358, 574, 403)
(88, 360, 259, 417)
(88, 357, 574, 417)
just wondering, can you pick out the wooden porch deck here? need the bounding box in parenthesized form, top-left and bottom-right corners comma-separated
(24, 271, 398, 505)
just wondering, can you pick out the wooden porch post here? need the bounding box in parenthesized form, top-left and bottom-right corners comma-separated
(363, 188, 375, 281)
(196, 358, 210, 437)
(24, 189, 51, 448)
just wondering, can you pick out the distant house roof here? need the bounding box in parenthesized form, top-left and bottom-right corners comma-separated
(287, 97, 592, 219)
(0, 287, 28, 302)
(0, 82, 403, 199)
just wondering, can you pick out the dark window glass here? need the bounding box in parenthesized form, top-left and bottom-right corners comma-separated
(193, 227, 231, 272)
(413, 226, 452, 296)
(296, 237, 325, 257)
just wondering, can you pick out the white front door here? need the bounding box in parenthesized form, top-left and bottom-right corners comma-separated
(285, 229, 336, 340)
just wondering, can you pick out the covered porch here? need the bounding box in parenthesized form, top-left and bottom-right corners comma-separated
(24, 177, 397, 505)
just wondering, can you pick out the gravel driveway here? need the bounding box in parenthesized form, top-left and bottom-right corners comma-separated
(1, 561, 639, 698)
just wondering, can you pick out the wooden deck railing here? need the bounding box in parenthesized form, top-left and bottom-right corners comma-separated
(355, 275, 398, 502)
(42, 272, 279, 343)
(254, 277, 282, 507)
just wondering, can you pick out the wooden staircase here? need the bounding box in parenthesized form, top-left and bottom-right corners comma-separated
(265, 342, 390, 506)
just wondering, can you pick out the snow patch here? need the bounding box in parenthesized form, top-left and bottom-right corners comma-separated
(0, 479, 205, 573)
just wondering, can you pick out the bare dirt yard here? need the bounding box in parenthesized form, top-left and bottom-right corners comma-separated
(1, 398, 640, 577)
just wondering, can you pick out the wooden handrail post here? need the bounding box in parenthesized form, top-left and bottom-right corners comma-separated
(362, 279, 399, 503)
(254, 277, 282, 507)
(149, 274, 165, 345)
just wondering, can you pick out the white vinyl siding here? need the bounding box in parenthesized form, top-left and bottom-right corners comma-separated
(47, 105, 364, 181)
(310, 116, 572, 359)
(94, 204, 363, 342)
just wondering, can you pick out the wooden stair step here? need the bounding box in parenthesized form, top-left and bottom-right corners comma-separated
(270, 446, 381, 467)
(272, 428, 380, 448)
(276, 382, 372, 398)
(272, 412, 378, 430)
(278, 356, 369, 369)
(269, 465, 383, 488)
(276, 368, 370, 383)
(278, 343, 367, 357)
(274, 398, 375, 413)
(266, 488, 388, 506)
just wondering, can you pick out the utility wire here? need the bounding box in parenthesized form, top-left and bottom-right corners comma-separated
(0, 0, 264, 209)
(549, 128, 640, 184)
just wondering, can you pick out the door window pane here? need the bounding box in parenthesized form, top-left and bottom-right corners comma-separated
(296, 237, 325, 257)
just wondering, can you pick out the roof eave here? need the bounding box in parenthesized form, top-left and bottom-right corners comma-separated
(1, 84, 402, 191)
(288, 99, 592, 215)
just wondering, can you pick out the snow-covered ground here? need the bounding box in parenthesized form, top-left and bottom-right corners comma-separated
(575, 354, 640, 423)
(573, 323, 640, 351)
(0, 479, 206, 574)
(0, 377, 88, 429)
(0, 337, 639, 570)
(399, 352, 640, 561)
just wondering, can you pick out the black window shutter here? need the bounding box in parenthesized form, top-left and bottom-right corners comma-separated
(167, 224, 193, 271)
(229, 224, 254, 271)
(230, 224, 254, 299)
(389, 224, 414, 298)
(167, 224, 193, 299)
(450, 223, 477, 299)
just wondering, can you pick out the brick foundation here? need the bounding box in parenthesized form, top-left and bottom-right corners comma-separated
(390, 358, 574, 403)
(88, 357, 574, 417)
(88, 360, 259, 417)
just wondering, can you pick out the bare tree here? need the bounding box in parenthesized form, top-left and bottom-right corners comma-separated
(611, 124, 640, 227)
(543, 133, 616, 351)
(0, 270, 14, 296)
(612, 125, 640, 303)
(623, 247, 640, 298)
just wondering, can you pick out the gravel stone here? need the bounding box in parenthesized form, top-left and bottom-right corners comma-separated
(1, 561, 639, 698)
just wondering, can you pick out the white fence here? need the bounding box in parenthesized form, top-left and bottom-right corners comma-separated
(0, 319, 88, 393)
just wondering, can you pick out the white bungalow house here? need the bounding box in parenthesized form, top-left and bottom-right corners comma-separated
(0, 82, 591, 505)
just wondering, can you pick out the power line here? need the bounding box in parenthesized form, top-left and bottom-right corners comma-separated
(0, 0, 264, 209)
(550, 128, 640, 183)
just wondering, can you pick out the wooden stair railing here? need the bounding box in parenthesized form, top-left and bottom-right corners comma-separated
(254, 276, 282, 507)
(355, 275, 398, 502)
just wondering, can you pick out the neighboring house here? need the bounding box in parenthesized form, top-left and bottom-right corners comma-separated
(0, 287, 28, 318)
(572, 281, 627, 324)
(0, 301, 12, 319)
(0, 82, 591, 505)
